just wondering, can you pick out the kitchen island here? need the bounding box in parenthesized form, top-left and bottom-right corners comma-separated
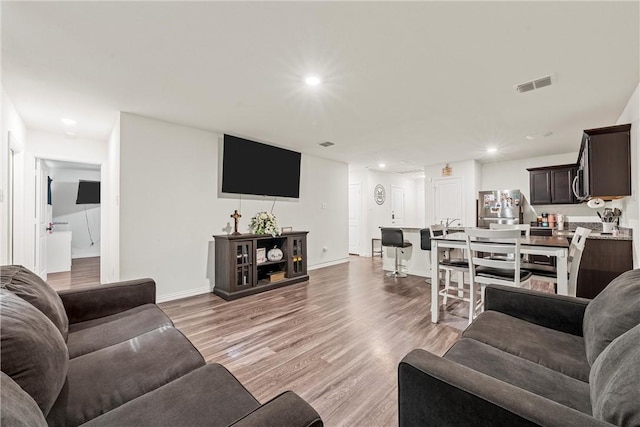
(381, 226, 431, 278)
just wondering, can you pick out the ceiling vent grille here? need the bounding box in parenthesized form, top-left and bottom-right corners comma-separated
(397, 168, 424, 174)
(515, 74, 555, 93)
(318, 141, 335, 147)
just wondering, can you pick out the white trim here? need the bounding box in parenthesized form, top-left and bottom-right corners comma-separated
(157, 285, 212, 303)
(308, 257, 349, 271)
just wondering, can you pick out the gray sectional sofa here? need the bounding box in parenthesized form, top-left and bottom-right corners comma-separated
(0, 265, 322, 427)
(399, 269, 640, 427)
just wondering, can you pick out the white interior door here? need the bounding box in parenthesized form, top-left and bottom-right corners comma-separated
(34, 159, 48, 279)
(433, 177, 463, 226)
(348, 183, 361, 254)
(391, 185, 405, 225)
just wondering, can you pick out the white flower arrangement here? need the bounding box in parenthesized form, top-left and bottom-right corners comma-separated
(248, 211, 281, 237)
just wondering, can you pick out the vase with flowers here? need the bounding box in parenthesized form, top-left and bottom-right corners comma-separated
(248, 211, 281, 237)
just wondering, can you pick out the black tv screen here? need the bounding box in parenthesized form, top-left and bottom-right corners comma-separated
(76, 180, 100, 204)
(222, 135, 301, 198)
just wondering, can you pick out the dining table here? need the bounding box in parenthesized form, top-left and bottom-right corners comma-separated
(430, 231, 571, 323)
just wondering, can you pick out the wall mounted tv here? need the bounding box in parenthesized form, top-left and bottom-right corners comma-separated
(222, 134, 301, 198)
(76, 180, 100, 204)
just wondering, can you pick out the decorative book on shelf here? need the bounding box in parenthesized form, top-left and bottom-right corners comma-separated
(212, 231, 309, 301)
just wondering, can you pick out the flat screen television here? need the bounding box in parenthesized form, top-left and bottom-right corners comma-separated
(222, 134, 301, 198)
(76, 180, 100, 204)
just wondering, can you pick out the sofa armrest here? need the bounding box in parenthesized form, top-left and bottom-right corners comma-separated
(58, 278, 156, 324)
(399, 349, 610, 427)
(484, 285, 590, 336)
(230, 391, 322, 427)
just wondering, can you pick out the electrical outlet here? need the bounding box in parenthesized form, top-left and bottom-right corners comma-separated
(321, 202, 327, 209)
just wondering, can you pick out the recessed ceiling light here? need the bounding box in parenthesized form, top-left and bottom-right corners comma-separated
(487, 147, 498, 153)
(304, 76, 321, 86)
(378, 163, 386, 168)
(65, 131, 76, 137)
(61, 118, 76, 126)
(526, 135, 536, 140)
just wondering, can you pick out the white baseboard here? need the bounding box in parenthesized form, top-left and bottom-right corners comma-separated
(157, 285, 212, 303)
(308, 257, 350, 271)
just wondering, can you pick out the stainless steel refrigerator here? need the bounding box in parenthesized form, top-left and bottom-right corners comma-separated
(477, 190, 523, 228)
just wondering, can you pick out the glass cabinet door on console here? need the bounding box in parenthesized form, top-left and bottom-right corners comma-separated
(233, 241, 253, 291)
(288, 235, 307, 278)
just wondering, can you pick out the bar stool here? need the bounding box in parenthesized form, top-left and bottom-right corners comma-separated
(381, 228, 412, 278)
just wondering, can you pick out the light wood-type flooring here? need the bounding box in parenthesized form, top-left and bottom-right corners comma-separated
(47, 257, 101, 291)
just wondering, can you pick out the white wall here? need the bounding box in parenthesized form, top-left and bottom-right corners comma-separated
(1, 88, 27, 265)
(18, 130, 107, 271)
(49, 168, 101, 259)
(480, 152, 598, 224)
(424, 160, 480, 228)
(616, 84, 639, 267)
(102, 115, 120, 283)
(119, 113, 348, 302)
(348, 166, 421, 256)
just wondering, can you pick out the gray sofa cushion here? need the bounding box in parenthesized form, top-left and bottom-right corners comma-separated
(445, 338, 592, 414)
(590, 323, 640, 426)
(66, 304, 173, 358)
(583, 269, 640, 365)
(46, 327, 205, 427)
(81, 364, 261, 427)
(0, 372, 48, 427)
(0, 290, 68, 416)
(0, 265, 69, 340)
(463, 311, 590, 382)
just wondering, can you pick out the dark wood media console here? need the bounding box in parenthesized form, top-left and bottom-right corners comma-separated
(212, 231, 309, 300)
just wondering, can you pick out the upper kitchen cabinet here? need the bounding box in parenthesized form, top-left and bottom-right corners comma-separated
(575, 124, 631, 200)
(527, 164, 578, 205)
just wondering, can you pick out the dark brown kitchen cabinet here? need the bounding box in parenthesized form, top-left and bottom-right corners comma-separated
(527, 164, 577, 205)
(577, 238, 633, 299)
(577, 124, 631, 200)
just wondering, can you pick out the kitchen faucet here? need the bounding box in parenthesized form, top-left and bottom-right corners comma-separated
(441, 218, 460, 227)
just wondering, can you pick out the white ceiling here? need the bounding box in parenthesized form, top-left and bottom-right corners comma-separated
(2, 1, 639, 173)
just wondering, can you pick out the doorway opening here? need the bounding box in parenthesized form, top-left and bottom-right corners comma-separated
(37, 159, 102, 289)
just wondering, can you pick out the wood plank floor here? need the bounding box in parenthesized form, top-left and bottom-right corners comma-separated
(160, 256, 468, 426)
(47, 257, 101, 291)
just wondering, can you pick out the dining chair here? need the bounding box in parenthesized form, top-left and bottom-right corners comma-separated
(427, 225, 469, 308)
(489, 223, 531, 237)
(488, 223, 532, 261)
(523, 227, 591, 296)
(465, 228, 532, 324)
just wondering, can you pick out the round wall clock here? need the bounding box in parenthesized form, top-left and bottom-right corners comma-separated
(374, 184, 386, 205)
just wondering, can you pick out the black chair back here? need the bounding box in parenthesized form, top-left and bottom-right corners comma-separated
(381, 228, 404, 247)
(420, 229, 431, 251)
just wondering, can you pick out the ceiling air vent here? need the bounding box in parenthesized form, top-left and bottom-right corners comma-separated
(318, 141, 335, 147)
(397, 168, 424, 175)
(514, 74, 555, 93)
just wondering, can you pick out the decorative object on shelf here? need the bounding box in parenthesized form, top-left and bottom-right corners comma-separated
(268, 271, 286, 282)
(374, 184, 386, 205)
(256, 248, 266, 264)
(230, 210, 242, 236)
(281, 226, 293, 233)
(442, 163, 452, 177)
(267, 246, 283, 262)
(249, 211, 280, 236)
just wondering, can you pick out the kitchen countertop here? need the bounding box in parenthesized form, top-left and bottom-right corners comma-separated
(554, 230, 632, 241)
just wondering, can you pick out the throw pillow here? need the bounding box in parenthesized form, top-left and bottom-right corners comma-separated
(0, 290, 68, 416)
(0, 372, 48, 427)
(590, 323, 640, 426)
(0, 265, 69, 340)
(583, 269, 640, 365)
